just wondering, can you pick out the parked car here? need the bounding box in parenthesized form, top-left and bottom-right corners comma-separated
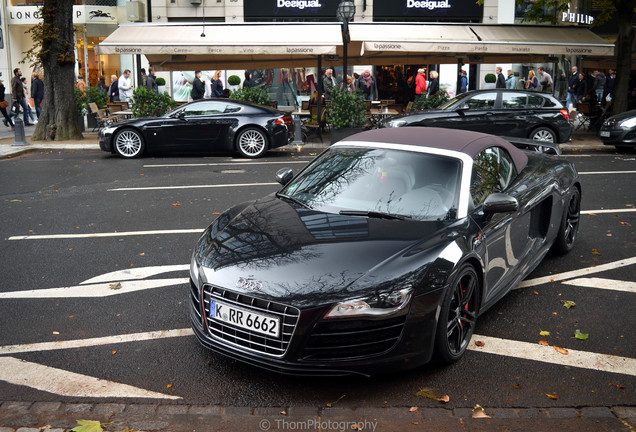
(380, 89, 572, 144)
(189, 127, 581, 376)
(599, 109, 636, 151)
(98, 99, 294, 158)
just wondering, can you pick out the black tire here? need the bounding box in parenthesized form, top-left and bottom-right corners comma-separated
(552, 188, 581, 255)
(113, 128, 145, 158)
(529, 126, 557, 143)
(236, 127, 268, 158)
(434, 263, 480, 364)
(615, 145, 636, 153)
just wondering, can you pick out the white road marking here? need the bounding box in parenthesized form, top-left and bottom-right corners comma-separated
(81, 264, 190, 284)
(562, 277, 636, 293)
(8, 229, 204, 240)
(108, 182, 278, 191)
(516, 256, 636, 289)
(0, 328, 194, 355)
(579, 171, 636, 175)
(0, 357, 181, 399)
(143, 161, 310, 168)
(0, 278, 189, 299)
(468, 334, 636, 376)
(581, 208, 636, 214)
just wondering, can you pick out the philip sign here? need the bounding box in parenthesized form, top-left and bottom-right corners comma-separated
(373, 0, 482, 20)
(243, 0, 340, 18)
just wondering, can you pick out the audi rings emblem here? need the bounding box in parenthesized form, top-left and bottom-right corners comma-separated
(236, 277, 263, 291)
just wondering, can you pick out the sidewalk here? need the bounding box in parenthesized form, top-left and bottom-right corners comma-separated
(0, 126, 613, 161)
(0, 401, 633, 432)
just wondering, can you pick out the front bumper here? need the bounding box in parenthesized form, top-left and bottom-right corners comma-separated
(98, 129, 114, 153)
(599, 127, 636, 147)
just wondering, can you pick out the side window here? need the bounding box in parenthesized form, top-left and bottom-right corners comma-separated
(464, 92, 497, 110)
(470, 146, 518, 207)
(183, 102, 228, 116)
(527, 95, 545, 109)
(502, 93, 527, 109)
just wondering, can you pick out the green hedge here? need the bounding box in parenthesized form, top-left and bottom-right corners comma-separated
(131, 86, 177, 118)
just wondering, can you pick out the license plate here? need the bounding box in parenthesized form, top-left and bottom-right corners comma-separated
(600, 131, 610, 137)
(209, 300, 280, 338)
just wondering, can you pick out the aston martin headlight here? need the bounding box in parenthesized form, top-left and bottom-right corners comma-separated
(619, 117, 636, 128)
(385, 119, 407, 128)
(324, 287, 414, 319)
(101, 126, 118, 136)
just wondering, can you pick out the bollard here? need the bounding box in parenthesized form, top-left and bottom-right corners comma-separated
(292, 116, 303, 150)
(12, 117, 27, 147)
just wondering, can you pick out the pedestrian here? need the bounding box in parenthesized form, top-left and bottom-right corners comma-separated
(243, 71, 254, 88)
(190, 71, 205, 100)
(525, 70, 538, 90)
(97, 75, 108, 96)
(592, 69, 606, 104)
(427, 70, 439, 97)
(341, 75, 355, 93)
(357, 69, 378, 101)
(9, 68, 24, 124)
(20, 77, 35, 125)
(566, 66, 578, 109)
(118, 69, 133, 103)
(574, 72, 588, 105)
(0, 79, 14, 129)
(505, 69, 517, 89)
(140, 68, 147, 88)
(31, 72, 44, 118)
(323, 68, 336, 100)
(495, 67, 506, 88)
(459, 69, 468, 93)
(603, 69, 615, 105)
(222, 88, 231, 98)
(146, 67, 158, 94)
(415, 68, 427, 100)
(76, 76, 86, 92)
(538, 67, 553, 93)
(211, 70, 224, 98)
(108, 74, 119, 102)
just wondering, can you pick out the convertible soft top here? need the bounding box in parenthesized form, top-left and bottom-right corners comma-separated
(342, 127, 529, 173)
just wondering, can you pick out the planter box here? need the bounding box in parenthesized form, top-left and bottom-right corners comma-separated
(330, 127, 364, 145)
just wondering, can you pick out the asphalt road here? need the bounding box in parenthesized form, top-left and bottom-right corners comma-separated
(0, 146, 634, 412)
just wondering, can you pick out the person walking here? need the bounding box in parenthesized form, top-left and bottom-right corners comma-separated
(574, 72, 588, 105)
(415, 68, 427, 100)
(9, 68, 24, 125)
(243, 71, 254, 88)
(538, 67, 553, 93)
(20, 77, 35, 125)
(495, 67, 506, 89)
(505, 70, 517, 89)
(191, 71, 205, 100)
(604, 69, 615, 105)
(427, 70, 440, 97)
(0, 79, 14, 129)
(357, 69, 378, 101)
(108, 74, 119, 102)
(525, 70, 538, 90)
(31, 72, 44, 118)
(566, 66, 578, 109)
(323, 68, 336, 100)
(118, 69, 133, 103)
(146, 68, 158, 94)
(211, 70, 224, 98)
(140, 68, 147, 88)
(459, 70, 468, 93)
(97, 75, 108, 96)
(592, 69, 606, 104)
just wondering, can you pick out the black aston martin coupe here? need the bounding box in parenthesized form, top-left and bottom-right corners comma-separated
(98, 99, 294, 158)
(189, 127, 581, 376)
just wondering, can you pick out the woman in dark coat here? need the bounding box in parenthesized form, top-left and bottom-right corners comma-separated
(574, 73, 588, 104)
(0, 79, 14, 128)
(108, 74, 119, 102)
(427, 71, 439, 97)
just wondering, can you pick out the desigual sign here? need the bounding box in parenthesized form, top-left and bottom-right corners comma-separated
(6, 6, 119, 25)
(243, 0, 339, 18)
(373, 0, 482, 19)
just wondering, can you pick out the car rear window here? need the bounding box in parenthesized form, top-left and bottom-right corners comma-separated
(502, 93, 527, 109)
(527, 95, 546, 109)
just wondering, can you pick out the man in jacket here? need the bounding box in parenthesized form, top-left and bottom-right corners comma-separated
(415, 68, 427, 100)
(146, 68, 158, 94)
(495, 67, 506, 88)
(566, 66, 578, 109)
(592, 69, 606, 104)
(323, 69, 336, 100)
(9, 68, 26, 124)
(191, 71, 205, 100)
(118, 69, 133, 102)
(31, 73, 44, 118)
(538, 67, 553, 93)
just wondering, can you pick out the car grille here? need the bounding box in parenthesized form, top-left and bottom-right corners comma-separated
(301, 316, 406, 361)
(202, 285, 300, 358)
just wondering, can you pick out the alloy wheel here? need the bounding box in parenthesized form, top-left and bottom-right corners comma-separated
(115, 129, 143, 158)
(446, 269, 478, 356)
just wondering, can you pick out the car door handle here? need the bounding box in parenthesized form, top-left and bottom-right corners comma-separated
(485, 112, 494, 117)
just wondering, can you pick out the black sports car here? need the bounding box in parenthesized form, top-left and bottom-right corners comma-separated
(190, 127, 581, 376)
(98, 99, 294, 158)
(380, 89, 573, 144)
(599, 109, 636, 151)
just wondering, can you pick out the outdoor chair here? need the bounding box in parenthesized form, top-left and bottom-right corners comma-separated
(302, 106, 326, 143)
(575, 102, 593, 131)
(89, 103, 120, 131)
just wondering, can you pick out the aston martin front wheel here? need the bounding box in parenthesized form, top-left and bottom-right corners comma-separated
(434, 263, 480, 364)
(236, 128, 268, 158)
(114, 128, 145, 158)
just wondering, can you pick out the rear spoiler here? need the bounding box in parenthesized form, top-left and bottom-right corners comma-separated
(503, 137, 561, 155)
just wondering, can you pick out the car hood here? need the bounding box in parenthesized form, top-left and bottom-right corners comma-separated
(608, 109, 636, 122)
(194, 195, 455, 308)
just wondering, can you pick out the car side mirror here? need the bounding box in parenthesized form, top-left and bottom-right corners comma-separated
(483, 193, 519, 214)
(275, 168, 294, 186)
(177, 111, 186, 120)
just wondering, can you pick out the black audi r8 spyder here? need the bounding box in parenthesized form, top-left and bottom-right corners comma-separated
(190, 127, 581, 376)
(98, 99, 294, 159)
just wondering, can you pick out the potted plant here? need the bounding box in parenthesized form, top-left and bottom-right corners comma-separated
(412, 90, 451, 111)
(75, 86, 107, 131)
(227, 75, 241, 91)
(484, 73, 496, 89)
(155, 77, 166, 94)
(230, 86, 271, 106)
(327, 86, 368, 144)
(131, 86, 177, 118)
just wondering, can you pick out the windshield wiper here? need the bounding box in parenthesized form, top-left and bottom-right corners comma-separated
(276, 192, 313, 210)
(339, 210, 409, 220)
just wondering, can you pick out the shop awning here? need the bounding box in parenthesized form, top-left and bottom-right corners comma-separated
(97, 23, 343, 70)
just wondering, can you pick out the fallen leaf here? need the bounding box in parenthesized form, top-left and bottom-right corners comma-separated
(610, 383, 625, 390)
(138, 253, 145, 256)
(606, 233, 612, 237)
(437, 395, 450, 403)
(280, 410, 288, 416)
(412, 422, 419, 425)
(512, 383, 524, 389)
(10, 199, 22, 202)
(416, 387, 437, 400)
(620, 221, 632, 226)
(533, 291, 539, 295)
(472, 404, 490, 418)
(409, 407, 419, 412)
(109, 282, 122, 290)
(561, 300, 576, 309)
(166, 383, 173, 388)
(112, 350, 117, 355)
(538, 340, 550, 346)
(540, 330, 551, 336)
(591, 249, 601, 255)
(70, 419, 103, 432)
(546, 394, 559, 400)
(573, 329, 589, 340)
(171, 203, 181, 206)
(327, 395, 346, 407)
(474, 340, 485, 347)
(554, 346, 569, 355)
(52, 331, 60, 335)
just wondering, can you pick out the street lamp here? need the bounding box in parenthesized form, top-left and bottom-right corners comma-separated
(336, 0, 355, 87)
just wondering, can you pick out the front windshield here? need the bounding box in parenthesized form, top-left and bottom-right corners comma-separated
(437, 92, 471, 110)
(281, 147, 461, 221)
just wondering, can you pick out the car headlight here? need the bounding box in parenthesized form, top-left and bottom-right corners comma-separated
(323, 287, 414, 319)
(619, 117, 636, 128)
(384, 119, 408, 128)
(101, 126, 118, 136)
